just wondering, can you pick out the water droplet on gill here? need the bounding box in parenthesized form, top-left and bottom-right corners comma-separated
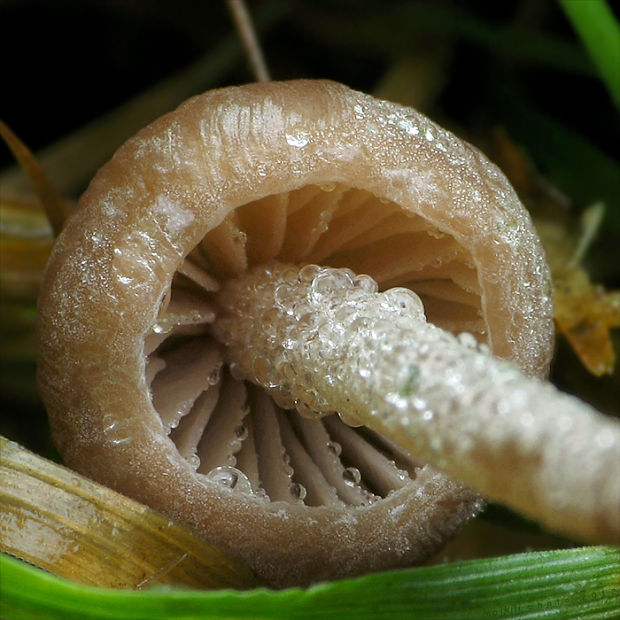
(318, 183, 336, 192)
(207, 366, 221, 386)
(228, 362, 246, 381)
(289, 482, 307, 501)
(342, 467, 362, 486)
(234, 424, 248, 441)
(326, 441, 342, 457)
(205, 465, 253, 494)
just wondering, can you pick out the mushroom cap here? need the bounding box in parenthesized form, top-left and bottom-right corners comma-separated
(37, 80, 553, 586)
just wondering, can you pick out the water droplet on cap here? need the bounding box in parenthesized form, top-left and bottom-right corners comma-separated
(285, 132, 310, 148)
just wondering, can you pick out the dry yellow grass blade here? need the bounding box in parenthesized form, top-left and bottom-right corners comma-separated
(0, 122, 70, 237)
(0, 436, 259, 590)
(0, 199, 54, 303)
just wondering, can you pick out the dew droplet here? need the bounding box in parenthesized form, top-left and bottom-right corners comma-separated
(289, 482, 307, 501)
(228, 361, 246, 381)
(187, 454, 201, 469)
(353, 273, 378, 294)
(396, 117, 419, 136)
(310, 269, 353, 301)
(234, 424, 248, 440)
(285, 132, 310, 148)
(298, 263, 322, 284)
(382, 287, 425, 317)
(326, 440, 342, 457)
(207, 365, 221, 385)
(207, 465, 237, 487)
(342, 467, 362, 486)
(103, 413, 117, 433)
(205, 465, 252, 494)
(111, 437, 132, 446)
(274, 283, 293, 310)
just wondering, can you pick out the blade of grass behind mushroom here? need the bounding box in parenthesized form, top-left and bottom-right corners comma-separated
(0, 122, 70, 236)
(559, 0, 620, 108)
(0, 436, 259, 590)
(1, 547, 619, 620)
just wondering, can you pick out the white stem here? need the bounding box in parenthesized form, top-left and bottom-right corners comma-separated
(211, 262, 620, 544)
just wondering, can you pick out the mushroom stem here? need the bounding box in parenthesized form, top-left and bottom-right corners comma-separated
(211, 262, 620, 545)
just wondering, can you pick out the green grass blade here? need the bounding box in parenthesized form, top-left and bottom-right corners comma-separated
(2, 547, 619, 620)
(559, 0, 620, 108)
(494, 86, 620, 230)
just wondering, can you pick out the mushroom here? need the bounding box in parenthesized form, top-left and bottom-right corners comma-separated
(37, 80, 612, 587)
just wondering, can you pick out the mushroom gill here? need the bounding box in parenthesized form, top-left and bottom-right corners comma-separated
(37, 80, 555, 586)
(146, 184, 482, 508)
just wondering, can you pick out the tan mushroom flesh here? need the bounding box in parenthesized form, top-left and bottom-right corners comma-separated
(37, 80, 554, 587)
